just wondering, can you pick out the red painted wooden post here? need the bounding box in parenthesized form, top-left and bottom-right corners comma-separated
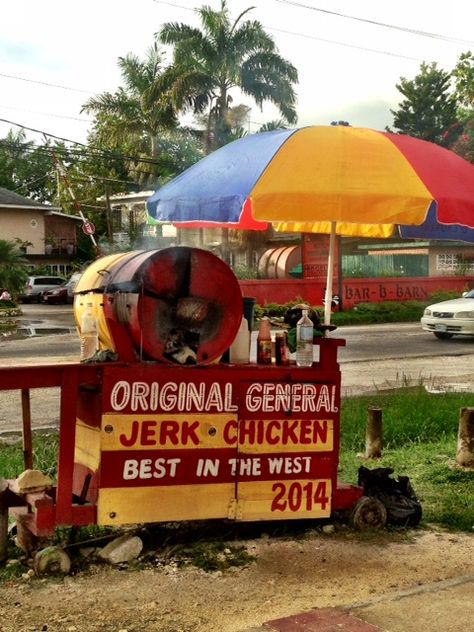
(55, 367, 80, 525)
(21, 389, 33, 470)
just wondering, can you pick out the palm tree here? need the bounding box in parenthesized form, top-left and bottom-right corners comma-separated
(158, 0, 298, 152)
(81, 43, 179, 161)
(0, 240, 29, 300)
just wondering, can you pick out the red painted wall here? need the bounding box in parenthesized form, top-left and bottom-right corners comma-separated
(239, 276, 474, 309)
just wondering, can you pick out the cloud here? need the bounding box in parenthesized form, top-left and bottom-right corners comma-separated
(296, 98, 395, 132)
(0, 41, 41, 64)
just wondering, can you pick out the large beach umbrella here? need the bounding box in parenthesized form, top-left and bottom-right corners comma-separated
(147, 126, 474, 324)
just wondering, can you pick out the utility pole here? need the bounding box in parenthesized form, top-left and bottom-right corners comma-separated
(46, 140, 99, 253)
(104, 185, 114, 245)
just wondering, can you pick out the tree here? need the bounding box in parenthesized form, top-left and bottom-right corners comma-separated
(389, 62, 458, 146)
(0, 239, 29, 299)
(446, 113, 474, 164)
(81, 44, 184, 181)
(452, 51, 474, 110)
(0, 129, 57, 202)
(158, 0, 298, 152)
(257, 119, 289, 132)
(448, 51, 474, 163)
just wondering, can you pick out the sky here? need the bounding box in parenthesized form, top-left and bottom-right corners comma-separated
(1, 0, 473, 146)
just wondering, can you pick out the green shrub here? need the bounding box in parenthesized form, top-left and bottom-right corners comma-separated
(256, 299, 427, 326)
(0, 299, 16, 308)
(428, 289, 465, 303)
(232, 265, 259, 280)
(255, 297, 312, 320)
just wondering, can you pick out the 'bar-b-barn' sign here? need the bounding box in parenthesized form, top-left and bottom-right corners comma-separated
(96, 366, 341, 525)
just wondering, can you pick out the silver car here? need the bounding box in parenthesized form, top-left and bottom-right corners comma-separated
(20, 275, 66, 303)
(421, 289, 474, 339)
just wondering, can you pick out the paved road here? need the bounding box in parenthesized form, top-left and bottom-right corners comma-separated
(3, 303, 474, 362)
(338, 321, 474, 361)
(1, 304, 473, 436)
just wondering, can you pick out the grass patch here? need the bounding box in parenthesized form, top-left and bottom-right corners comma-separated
(340, 385, 471, 451)
(339, 439, 474, 532)
(0, 433, 58, 479)
(339, 386, 474, 531)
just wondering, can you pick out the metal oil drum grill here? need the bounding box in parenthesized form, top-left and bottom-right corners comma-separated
(0, 247, 372, 571)
(74, 247, 243, 365)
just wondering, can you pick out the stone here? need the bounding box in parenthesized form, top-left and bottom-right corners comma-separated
(98, 535, 143, 564)
(15, 469, 52, 494)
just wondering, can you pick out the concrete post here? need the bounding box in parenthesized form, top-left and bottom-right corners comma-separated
(0, 479, 9, 563)
(456, 407, 474, 468)
(365, 407, 383, 459)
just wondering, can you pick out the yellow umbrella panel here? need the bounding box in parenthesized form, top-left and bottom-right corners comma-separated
(251, 127, 433, 226)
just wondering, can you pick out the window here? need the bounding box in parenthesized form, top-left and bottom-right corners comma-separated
(47, 264, 73, 276)
(112, 207, 123, 231)
(437, 254, 460, 271)
(437, 253, 474, 271)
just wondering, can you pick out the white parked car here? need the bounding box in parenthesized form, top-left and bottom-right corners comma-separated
(421, 289, 474, 339)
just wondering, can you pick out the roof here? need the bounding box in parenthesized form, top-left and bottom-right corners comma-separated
(0, 186, 61, 211)
(47, 210, 83, 222)
(98, 190, 154, 205)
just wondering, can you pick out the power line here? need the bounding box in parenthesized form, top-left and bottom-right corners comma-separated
(0, 117, 94, 148)
(13, 171, 55, 193)
(151, 0, 471, 58)
(274, 0, 474, 45)
(152, 0, 194, 10)
(269, 26, 422, 62)
(9, 160, 142, 191)
(0, 72, 95, 94)
(0, 139, 164, 184)
(0, 118, 170, 167)
(0, 103, 90, 123)
(68, 173, 141, 187)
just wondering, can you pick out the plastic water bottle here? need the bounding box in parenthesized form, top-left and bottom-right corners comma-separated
(80, 301, 99, 361)
(229, 316, 250, 364)
(296, 308, 313, 367)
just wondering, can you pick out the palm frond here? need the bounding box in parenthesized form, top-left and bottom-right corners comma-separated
(159, 1, 298, 148)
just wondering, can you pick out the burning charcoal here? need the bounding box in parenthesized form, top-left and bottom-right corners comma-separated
(175, 297, 210, 327)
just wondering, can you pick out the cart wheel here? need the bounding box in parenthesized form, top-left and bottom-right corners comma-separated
(33, 546, 71, 576)
(351, 496, 387, 530)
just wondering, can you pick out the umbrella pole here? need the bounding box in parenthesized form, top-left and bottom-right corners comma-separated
(324, 221, 337, 327)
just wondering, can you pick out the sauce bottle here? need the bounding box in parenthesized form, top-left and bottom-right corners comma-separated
(275, 331, 290, 366)
(257, 317, 272, 364)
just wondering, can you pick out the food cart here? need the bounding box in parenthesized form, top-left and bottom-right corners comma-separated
(0, 247, 382, 572)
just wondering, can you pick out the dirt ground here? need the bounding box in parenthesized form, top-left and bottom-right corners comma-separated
(1, 334, 473, 631)
(0, 525, 473, 632)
